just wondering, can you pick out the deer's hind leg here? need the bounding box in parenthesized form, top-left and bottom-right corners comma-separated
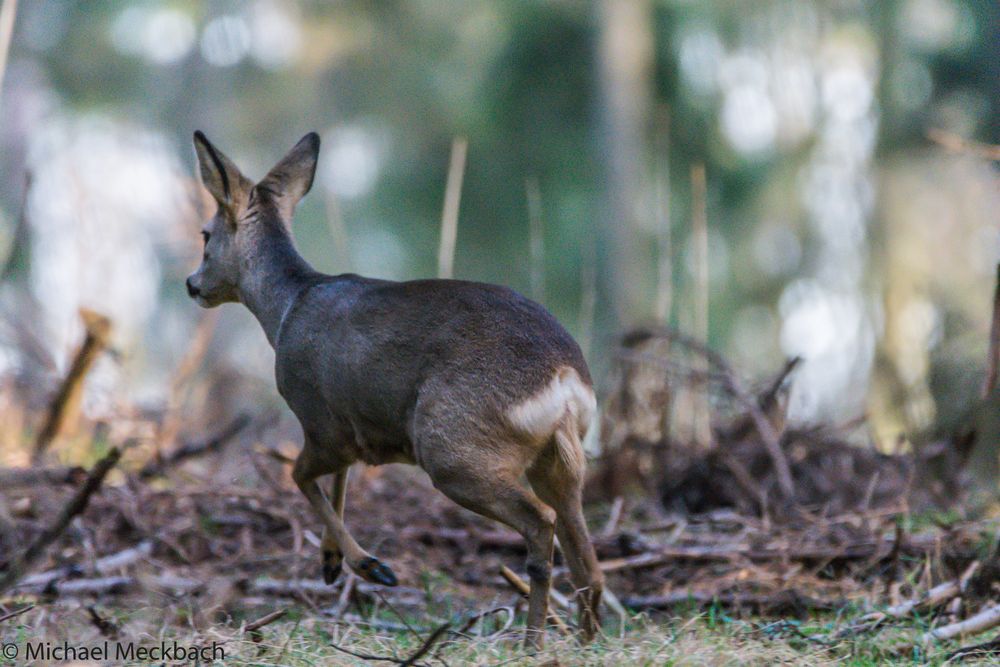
(320, 469, 349, 584)
(292, 438, 397, 587)
(424, 455, 556, 649)
(527, 440, 604, 642)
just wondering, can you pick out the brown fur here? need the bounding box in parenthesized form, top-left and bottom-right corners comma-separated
(186, 132, 604, 647)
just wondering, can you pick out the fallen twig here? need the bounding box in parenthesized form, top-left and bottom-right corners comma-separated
(601, 497, 626, 538)
(16, 540, 152, 589)
(925, 604, 1000, 643)
(0, 604, 34, 624)
(139, 413, 251, 479)
(591, 530, 950, 574)
(330, 620, 452, 666)
(248, 577, 424, 606)
(11, 573, 424, 602)
(821, 562, 981, 642)
(944, 632, 1000, 663)
(335, 572, 357, 617)
(499, 565, 571, 634)
(882, 561, 979, 619)
(0, 466, 87, 488)
(154, 311, 218, 452)
(0, 447, 121, 593)
(452, 605, 515, 638)
(624, 589, 839, 614)
(400, 621, 451, 666)
(44, 576, 133, 596)
(244, 608, 288, 642)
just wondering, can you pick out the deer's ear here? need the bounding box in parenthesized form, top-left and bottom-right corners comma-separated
(193, 131, 246, 209)
(258, 132, 320, 218)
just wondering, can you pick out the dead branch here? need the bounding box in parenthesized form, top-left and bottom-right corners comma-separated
(601, 496, 626, 537)
(47, 576, 133, 596)
(243, 608, 288, 638)
(452, 605, 515, 638)
(728, 383, 794, 500)
(499, 563, 568, 611)
(885, 575, 967, 618)
(619, 329, 796, 499)
(624, 588, 839, 614)
(138, 413, 251, 479)
(0, 466, 87, 488)
(330, 620, 452, 667)
(334, 572, 357, 617)
(690, 163, 711, 451)
(835, 561, 984, 640)
(92, 540, 154, 572)
(759, 357, 802, 409)
(0, 604, 34, 624)
(0, 447, 121, 593)
(337, 614, 430, 633)
(944, 633, 1000, 663)
(12, 575, 132, 596)
(924, 604, 1000, 643)
(155, 311, 218, 452)
(32, 309, 113, 463)
(16, 574, 397, 601)
(499, 565, 571, 634)
(247, 577, 424, 604)
(400, 621, 451, 666)
(592, 529, 949, 574)
(146, 573, 202, 594)
(437, 136, 468, 279)
(983, 264, 1000, 399)
(601, 586, 629, 635)
(17, 540, 152, 589)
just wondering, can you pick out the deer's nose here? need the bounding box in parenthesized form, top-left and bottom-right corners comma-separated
(186, 277, 200, 298)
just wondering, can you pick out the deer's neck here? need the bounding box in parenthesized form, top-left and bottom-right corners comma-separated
(238, 226, 317, 347)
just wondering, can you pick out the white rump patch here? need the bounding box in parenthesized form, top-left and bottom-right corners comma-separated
(506, 367, 596, 438)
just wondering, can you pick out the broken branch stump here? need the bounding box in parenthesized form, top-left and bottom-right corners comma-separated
(32, 309, 112, 463)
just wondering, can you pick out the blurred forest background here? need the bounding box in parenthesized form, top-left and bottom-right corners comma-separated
(0, 0, 996, 467)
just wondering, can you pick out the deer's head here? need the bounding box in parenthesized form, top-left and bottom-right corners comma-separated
(186, 131, 320, 307)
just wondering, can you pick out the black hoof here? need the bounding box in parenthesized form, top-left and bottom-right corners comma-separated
(356, 556, 398, 586)
(322, 561, 342, 585)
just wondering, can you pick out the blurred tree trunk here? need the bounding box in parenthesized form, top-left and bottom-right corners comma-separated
(869, 0, 928, 446)
(594, 0, 654, 352)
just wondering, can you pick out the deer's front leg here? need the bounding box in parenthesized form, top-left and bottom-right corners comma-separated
(292, 444, 398, 587)
(320, 469, 348, 584)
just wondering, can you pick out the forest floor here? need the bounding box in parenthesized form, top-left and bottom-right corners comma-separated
(2, 460, 999, 666)
(4, 601, 991, 666)
(4, 564, 998, 666)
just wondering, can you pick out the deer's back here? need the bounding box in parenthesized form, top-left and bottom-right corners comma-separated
(274, 275, 592, 463)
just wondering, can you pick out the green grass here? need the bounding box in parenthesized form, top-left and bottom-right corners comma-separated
(3, 603, 996, 666)
(189, 614, 992, 666)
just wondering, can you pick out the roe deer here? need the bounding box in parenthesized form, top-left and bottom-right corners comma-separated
(185, 131, 603, 646)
